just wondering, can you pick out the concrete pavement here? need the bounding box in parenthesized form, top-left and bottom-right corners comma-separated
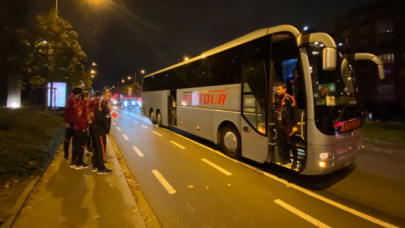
(12, 139, 145, 228)
(110, 106, 405, 228)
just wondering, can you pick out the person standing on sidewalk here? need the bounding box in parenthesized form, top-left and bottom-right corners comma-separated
(71, 91, 91, 170)
(86, 91, 102, 154)
(63, 87, 83, 160)
(93, 90, 113, 175)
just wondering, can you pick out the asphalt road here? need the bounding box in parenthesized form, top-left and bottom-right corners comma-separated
(110, 106, 405, 228)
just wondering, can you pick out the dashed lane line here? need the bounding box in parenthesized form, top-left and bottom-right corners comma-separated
(132, 146, 144, 157)
(153, 131, 162, 136)
(122, 134, 129, 140)
(151, 170, 176, 195)
(201, 158, 232, 176)
(142, 125, 148, 129)
(170, 141, 186, 150)
(116, 127, 121, 131)
(274, 199, 331, 228)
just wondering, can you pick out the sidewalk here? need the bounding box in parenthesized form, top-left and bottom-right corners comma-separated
(11, 138, 145, 228)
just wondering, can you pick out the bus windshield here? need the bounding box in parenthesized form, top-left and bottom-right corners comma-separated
(306, 44, 362, 135)
(306, 44, 358, 106)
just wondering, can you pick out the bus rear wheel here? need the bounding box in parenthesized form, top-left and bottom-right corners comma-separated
(220, 126, 241, 159)
(156, 111, 163, 127)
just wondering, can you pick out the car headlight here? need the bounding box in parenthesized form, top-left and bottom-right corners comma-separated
(319, 152, 333, 159)
(124, 101, 128, 106)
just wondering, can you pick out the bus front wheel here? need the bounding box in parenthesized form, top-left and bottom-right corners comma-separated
(220, 126, 241, 159)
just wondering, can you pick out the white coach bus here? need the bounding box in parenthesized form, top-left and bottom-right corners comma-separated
(141, 25, 384, 175)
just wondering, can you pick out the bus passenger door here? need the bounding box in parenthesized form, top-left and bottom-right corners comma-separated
(240, 61, 269, 163)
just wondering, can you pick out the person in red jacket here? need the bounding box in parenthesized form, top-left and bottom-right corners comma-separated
(63, 87, 83, 160)
(71, 91, 91, 170)
(86, 91, 102, 154)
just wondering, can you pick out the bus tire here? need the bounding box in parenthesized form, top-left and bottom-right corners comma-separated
(156, 111, 163, 127)
(220, 126, 241, 159)
(149, 109, 157, 124)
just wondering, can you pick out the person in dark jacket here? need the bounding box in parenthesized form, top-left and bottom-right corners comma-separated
(63, 87, 83, 160)
(86, 91, 102, 154)
(274, 83, 299, 169)
(71, 91, 91, 170)
(93, 90, 113, 175)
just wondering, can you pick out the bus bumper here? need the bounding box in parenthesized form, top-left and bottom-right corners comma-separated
(301, 134, 362, 175)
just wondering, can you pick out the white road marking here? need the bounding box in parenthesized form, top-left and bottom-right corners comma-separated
(265, 173, 399, 228)
(201, 158, 232, 176)
(132, 146, 144, 157)
(160, 128, 399, 228)
(142, 125, 148, 129)
(274, 199, 331, 228)
(151, 170, 176, 194)
(116, 127, 121, 131)
(170, 141, 185, 150)
(153, 131, 162, 136)
(122, 134, 129, 140)
(112, 122, 116, 125)
(134, 121, 138, 124)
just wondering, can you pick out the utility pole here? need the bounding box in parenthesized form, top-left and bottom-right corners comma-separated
(55, 0, 58, 17)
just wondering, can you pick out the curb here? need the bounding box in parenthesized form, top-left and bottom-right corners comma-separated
(2, 144, 61, 228)
(106, 137, 147, 228)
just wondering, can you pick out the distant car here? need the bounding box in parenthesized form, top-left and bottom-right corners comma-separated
(121, 97, 136, 108)
(111, 98, 119, 106)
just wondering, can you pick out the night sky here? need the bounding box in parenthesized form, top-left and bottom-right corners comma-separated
(20, 0, 374, 90)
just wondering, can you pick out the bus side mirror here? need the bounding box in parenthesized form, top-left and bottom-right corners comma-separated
(323, 48, 337, 71)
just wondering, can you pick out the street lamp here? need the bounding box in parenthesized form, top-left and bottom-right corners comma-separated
(184, 57, 189, 61)
(91, 75, 94, 78)
(122, 79, 125, 83)
(91, 70, 96, 74)
(128, 76, 131, 80)
(112, 86, 115, 88)
(141, 70, 145, 74)
(92, 62, 97, 66)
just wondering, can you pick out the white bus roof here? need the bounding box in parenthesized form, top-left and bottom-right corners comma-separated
(144, 25, 301, 79)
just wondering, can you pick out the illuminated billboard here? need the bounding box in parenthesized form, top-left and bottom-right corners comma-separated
(48, 82, 67, 108)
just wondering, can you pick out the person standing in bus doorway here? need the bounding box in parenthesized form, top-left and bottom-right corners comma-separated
(275, 83, 299, 169)
(86, 91, 102, 155)
(93, 90, 113, 175)
(72, 91, 91, 170)
(63, 87, 83, 160)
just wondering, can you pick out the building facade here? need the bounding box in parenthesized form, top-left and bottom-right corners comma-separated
(335, 0, 405, 104)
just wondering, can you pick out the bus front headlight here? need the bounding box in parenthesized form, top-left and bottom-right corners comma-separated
(319, 152, 333, 159)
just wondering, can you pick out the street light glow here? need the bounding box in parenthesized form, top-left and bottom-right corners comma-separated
(122, 79, 125, 83)
(128, 76, 131, 80)
(112, 86, 115, 88)
(303, 26, 308, 31)
(91, 75, 94, 78)
(91, 70, 96, 74)
(43, 40, 47, 44)
(141, 70, 145, 74)
(184, 57, 189, 61)
(92, 62, 97, 66)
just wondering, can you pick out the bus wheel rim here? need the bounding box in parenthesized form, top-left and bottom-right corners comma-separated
(224, 131, 237, 152)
